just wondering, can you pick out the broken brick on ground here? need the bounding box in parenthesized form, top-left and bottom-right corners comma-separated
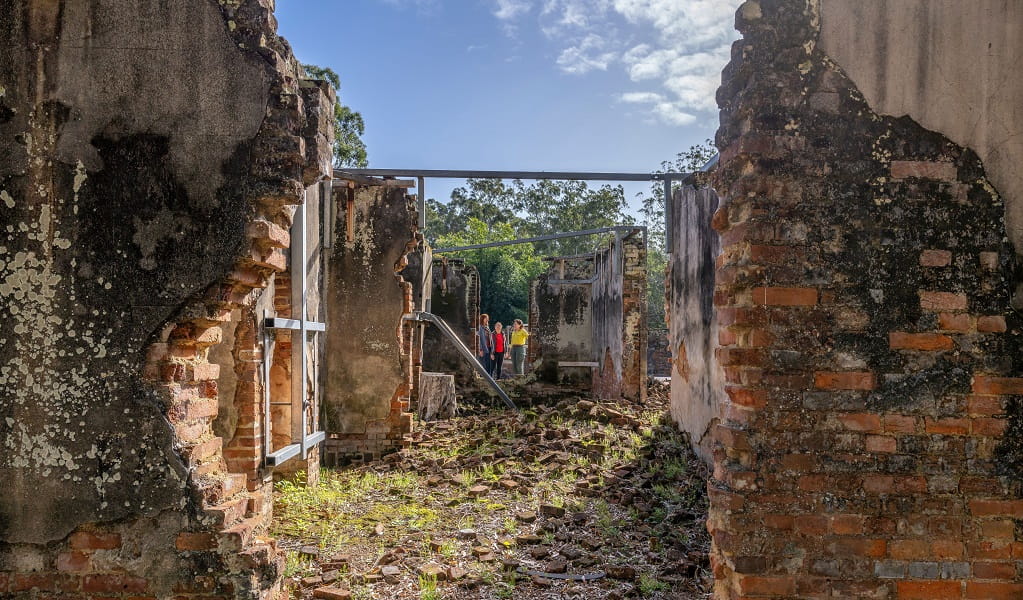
(273, 387, 711, 599)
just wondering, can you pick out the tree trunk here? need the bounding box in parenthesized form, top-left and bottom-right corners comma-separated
(418, 372, 457, 421)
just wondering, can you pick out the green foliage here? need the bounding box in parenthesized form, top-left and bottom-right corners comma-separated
(429, 178, 633, 256)
(301, 63, 368, 168)
(638, 573, 668, 595)
(418, 574, 439, 600)
(429, 178, 633, 322)
(637, 140, 717, 329)
(434, 218, 547, 322)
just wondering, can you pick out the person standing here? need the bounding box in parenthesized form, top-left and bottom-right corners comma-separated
(510, 319, 529, 376)
(491, 322, 506, 380)
(477, 314, 493, 375)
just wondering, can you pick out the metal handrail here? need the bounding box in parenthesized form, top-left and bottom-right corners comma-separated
(404, 311, 517, 410)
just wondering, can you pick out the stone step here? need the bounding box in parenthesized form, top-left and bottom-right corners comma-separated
(224, 472, 247, 498)
(219, 516, 263, 552)
(247, 491, 270, 518)
(198, 472, 247, 506)
(184, 436, 224, 466)
(194, 457, 227, 478)
(206, 496, 249, 529)
(238, 540, 283, 571)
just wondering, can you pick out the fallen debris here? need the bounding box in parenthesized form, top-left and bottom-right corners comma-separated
(274, 386, 711, 599)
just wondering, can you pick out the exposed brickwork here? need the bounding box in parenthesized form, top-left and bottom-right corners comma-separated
(705, 1, 1023, 599)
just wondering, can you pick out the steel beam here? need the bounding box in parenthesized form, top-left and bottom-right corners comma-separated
(333, 168, 689, 182)
(433, 225, 645, 253)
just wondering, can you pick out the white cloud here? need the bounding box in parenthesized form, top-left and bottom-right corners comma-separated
(490, 0, 740, 126)
(541, 0, 611, 35)
(556, 33, 617, 74)
(619, 91, 665, 104)
(494, 0, 533, 20)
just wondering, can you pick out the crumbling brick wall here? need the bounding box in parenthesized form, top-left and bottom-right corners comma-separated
(321, 182, 418, 465)
(0, 1, 333, 597)
(592, 230, 648, 402)
(423, 257, 480, 384)
(704, 1, 1023, 598)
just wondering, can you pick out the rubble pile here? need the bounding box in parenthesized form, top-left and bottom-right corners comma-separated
(274, 387, 711, 599)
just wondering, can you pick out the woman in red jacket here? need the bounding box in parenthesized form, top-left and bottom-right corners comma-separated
(491, 321, 506, 380)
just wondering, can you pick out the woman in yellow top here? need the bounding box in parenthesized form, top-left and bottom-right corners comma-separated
(510, 319, 529, 376)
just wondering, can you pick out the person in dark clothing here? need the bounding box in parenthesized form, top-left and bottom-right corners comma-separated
(491, 321, 506, 379)
(477, 313, 493, 374)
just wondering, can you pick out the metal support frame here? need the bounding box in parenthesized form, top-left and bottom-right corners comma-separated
(433, 225, 645, 254)
(330, 167, 712, 260)
(404, 310, 517, 410)
(417, 176, 426, 230)
(334, 168, 686, 182)
(263, 196, 328, 468)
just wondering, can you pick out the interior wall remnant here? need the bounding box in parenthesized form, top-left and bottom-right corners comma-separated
(704, 1, 1023, 598)
(423, 258, 480, 384)
(527, 230, 648, 400)
(321, 182, 419, 465)
(667, 186, 725, 462)
(819, 0, 1023, 262)
(528, 256, 596, 385)
(0, 0, 335, 596)
(591, 230, 648, 402)
(646, 328, 672, 377)
(401, 242, 432, 409)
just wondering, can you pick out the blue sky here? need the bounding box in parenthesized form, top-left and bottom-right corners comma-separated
(275, 0, 740, 211)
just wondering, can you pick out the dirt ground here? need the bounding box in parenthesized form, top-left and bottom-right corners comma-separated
(272, 385, 712, 599)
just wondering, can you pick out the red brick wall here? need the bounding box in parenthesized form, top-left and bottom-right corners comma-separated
(705, 1, 1023, 598)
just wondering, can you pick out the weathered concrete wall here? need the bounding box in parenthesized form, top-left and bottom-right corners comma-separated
(668, 186, 724, 461)
(423, 257, 479, 384)
(705, 1, 1023, 598)
(819, 0, 1023, 264)
(528, 257, 595, 385)
(322, 183, 417, 464)
(592, 230, 647, 401)
(0, 0, 333, 596)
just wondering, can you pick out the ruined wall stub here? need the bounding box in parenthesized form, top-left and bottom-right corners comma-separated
(423, 257, 480, 384)
(592, 230, 647, 402)
(705, 1, 1023, 598)
(528, 256, 595, 385)
(0, 0, 334, 596)
(322, 184, 418, 465)
(528, 231, 648, 400)
(668, 186, 725, 462)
